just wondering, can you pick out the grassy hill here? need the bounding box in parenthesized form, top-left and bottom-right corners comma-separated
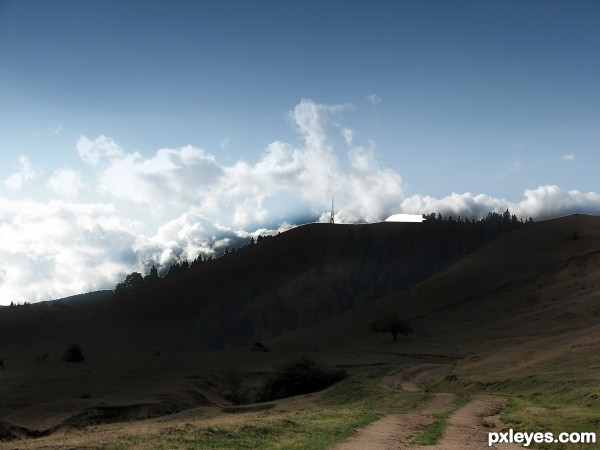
(0, 213, 526, 355)
(0, 214, 598, 448)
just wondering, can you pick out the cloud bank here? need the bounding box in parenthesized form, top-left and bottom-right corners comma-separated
(0, 198, 139, 302)
(80, 99, 404, 226)
(399, 186, 600, 220)
(0, 99, 599, 304)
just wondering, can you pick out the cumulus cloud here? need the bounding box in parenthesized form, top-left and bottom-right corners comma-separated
(3, 99, 598, 304)
(77, 135, 124, 165)
(81, 99, 404, 227)
(0, 197, 140, 303)
(0, 196, 267, 304)
(2, 156, 37, 190)
(399, 185, 600, 220)
(287, 99, 351, 151)
(97, 145, 223, 211)
(48, 168, 86, 198)
(562, 153, 575, 160)
(130, 210, 296, 278)
(133, 212, 242, 270)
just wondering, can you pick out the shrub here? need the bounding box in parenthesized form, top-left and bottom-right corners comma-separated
(369, 314, 413, 341)
(62, 343, 85, 363)
(256, 356, 346, 402)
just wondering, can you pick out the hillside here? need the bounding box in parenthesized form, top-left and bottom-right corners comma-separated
(269, 214, 600, 402)
(271, 214, 600, 356)
(0, 213, 525, 355)
(0, 214, 598, 448)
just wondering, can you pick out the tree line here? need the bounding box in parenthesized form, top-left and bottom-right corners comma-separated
(108, 210, 532, 348)
(112, 235, 273, 298)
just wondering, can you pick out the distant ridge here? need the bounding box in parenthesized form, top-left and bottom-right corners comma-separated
(53, 290, 113, 307)
(0, 211, 532, 353)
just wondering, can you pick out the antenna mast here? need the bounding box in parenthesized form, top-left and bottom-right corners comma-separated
(330, 197, 335, 224)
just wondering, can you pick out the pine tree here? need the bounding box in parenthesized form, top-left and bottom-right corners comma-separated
(144, 264, 160, 287)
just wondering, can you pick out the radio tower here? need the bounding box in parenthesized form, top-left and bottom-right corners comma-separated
(330, 197, 335, 224)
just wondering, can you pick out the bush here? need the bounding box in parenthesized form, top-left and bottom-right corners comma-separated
(62, 343, 85, 363)
(369, 314, 413, 341)
(256, 356, 346, 402)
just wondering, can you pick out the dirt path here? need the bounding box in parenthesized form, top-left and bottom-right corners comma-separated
(331, 392, 456, 450)
(332, 363, 522, 450)
(412, 394, 522, 450)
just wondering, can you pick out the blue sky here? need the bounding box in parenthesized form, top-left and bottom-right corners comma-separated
(0, 0, 599, 303)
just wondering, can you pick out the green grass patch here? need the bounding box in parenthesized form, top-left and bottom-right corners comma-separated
(432, 370, 600, 450)
(502, 395, 600, 450)
(412, 419, 446, 446)
(411, 395, 470, 446)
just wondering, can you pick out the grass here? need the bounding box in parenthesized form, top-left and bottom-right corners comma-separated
(410, 395, 470, 446)
(501, 390, 600, 450)
(100, 377, 426, 450)
(432, 370, 600, 450)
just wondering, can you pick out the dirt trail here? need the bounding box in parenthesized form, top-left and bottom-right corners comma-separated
(332, 363, 522, 450)
(415, 394, 522, 450)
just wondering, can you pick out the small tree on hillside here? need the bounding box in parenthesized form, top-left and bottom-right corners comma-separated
(369, 314, 413, 341)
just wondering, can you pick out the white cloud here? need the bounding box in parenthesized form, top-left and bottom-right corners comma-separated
(287, 99, 349, 151)
(399, 185, 600, 219)
(366, 94, 382, 105)
(48, 168, 86, 198)
(562, 153, 575, 160)
(2, 156, 37, 190)
(232, 198, 269, 227)
(97, 145, 223, 211)
(0, 197, 140, 303)
(340, 126, 354, 145)
(132, 211, 252, 270)
(82, 99, 404, 227)
(3, 99, 598, 304)
(77, 135, 124, 165)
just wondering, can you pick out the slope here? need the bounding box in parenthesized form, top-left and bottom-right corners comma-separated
(1, 214, 598, 448)
(0, 214, 526, 357)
